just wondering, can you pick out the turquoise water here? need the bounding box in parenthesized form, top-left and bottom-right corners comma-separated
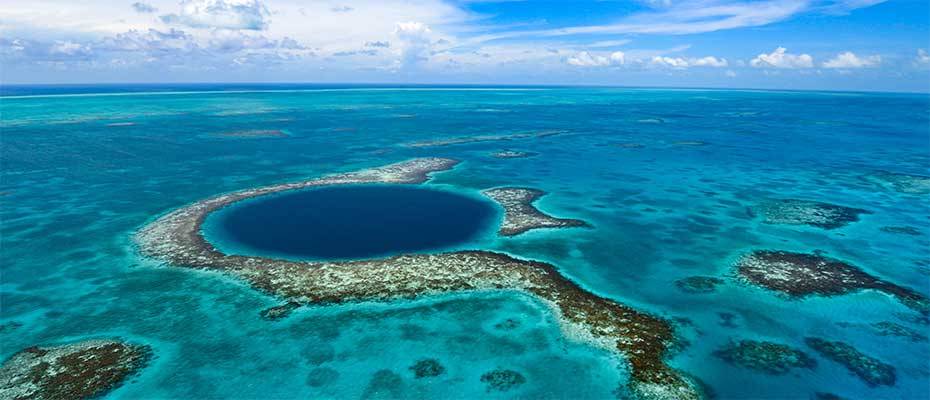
(204, 185, 498, 260)
(1, 86, 928, 399)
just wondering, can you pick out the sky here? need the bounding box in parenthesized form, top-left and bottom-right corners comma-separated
(1, 0, 928, 92)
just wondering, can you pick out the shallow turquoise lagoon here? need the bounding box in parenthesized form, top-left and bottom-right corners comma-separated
(1, 86, 928, 399)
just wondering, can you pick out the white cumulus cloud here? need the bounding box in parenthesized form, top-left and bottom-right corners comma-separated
(690, 56, 728, 67)
(822, 51, 880, 68)
(393, 21, 439, 68)
(131, 2, 157, 13)
(567, 51, 625, 67)
(650, 56, 689, 68)
(50, 41, 91, 56)
(915, 49, 930, 67)
(650, 55, 728, 68)
(161, 0, 269, 30)
(750, 47, 813, 68)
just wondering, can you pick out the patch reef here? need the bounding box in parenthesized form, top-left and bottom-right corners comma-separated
(735, 250, 928, 315)
(0, 339, 151, 400)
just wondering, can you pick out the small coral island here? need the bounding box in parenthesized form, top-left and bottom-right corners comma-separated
(0, 339, 151, 400)
(136, 158, 701, 400)
(482, 187, 588, 236)
(735, 250, 928, 315)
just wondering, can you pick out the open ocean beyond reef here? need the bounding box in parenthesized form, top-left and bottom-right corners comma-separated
(1, 85, 928, 399)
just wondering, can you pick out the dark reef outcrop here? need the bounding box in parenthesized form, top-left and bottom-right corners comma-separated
(409, 359, 445, 378)
(735, 250, 928, 315)
(260, 302, 301, 321)
(135, 158, 700, 400)
(812, 392, 846, 400)
(0, 339, 151, 400)
(714, 340, 816, 375)
(805, 337, 895, 387)
(480, 369, 526, 392)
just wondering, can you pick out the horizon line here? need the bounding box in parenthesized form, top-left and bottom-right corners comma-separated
(1, 82, 928, 98)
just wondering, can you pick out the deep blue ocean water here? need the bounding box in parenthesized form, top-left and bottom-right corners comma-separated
(205, 185, 498, 260)
(1, 85, 928, 399)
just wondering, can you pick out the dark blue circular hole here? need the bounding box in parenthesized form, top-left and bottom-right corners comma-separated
(209, 185, 498, 260)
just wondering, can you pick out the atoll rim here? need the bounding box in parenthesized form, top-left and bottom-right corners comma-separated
(135, 158, 700, 400)
(9, 87, 929, 400)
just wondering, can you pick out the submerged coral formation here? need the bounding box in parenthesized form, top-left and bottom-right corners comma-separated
(867, 171, 930, 195)
(870, 321, 928, 342)
(409, 359, 445, 378)
(306, 367, 339, 387)
(480, 369, 526, 392)
(752, 199, 869, 229)
(0, 321, 23, 334)
(404, 130, 567, 148)
(675, 276, 724, 294)
(362, 370, 404, 398)
(494, 318, 521, 330)
(0, 339, 151, 400)
(838, 321, 929, 342)
(805, 337, 895, 387)
(735, 250, 928, 315)
(481, 187, 588, 236)
(136, 158, 700, 400)
(813, 392, 846, 400)
(714, 340, 816, 375)
(260, 302, 301, 321)
(880, 226, 922, 236)
(214, 129, 288, 138)
(490, 150, 538, 159)
(671, 141, 708, 146)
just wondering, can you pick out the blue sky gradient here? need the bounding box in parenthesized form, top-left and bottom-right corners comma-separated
(1, 0, 928, 91)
